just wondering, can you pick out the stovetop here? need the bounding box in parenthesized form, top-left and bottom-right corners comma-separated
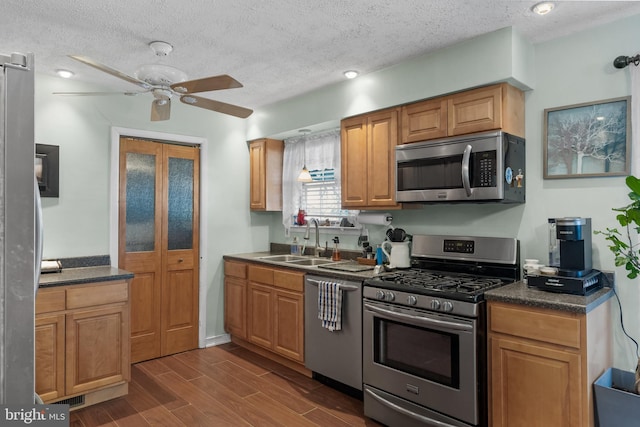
(363, 235, 520, 312)
(365, 268, 508, 303)
(372, 268, 506, 298)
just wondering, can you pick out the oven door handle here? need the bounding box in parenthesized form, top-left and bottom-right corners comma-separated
(365, 388, 459, 427)
(461, 144, 472, 197)
(364, 303, 472, 331)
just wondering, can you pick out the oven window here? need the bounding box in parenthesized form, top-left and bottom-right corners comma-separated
(374, 317, 460, 388)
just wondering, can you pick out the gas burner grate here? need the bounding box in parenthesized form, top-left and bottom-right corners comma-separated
(377, 270, 505, 296)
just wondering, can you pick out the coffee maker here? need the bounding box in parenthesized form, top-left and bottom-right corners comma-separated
(528, 217, 602, 295)
(556, 217, 592, 277)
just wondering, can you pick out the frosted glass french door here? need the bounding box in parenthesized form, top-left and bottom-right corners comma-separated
(118, 137, 200, 363)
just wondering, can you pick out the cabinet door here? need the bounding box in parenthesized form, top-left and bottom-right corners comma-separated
(367, 109, 399, 207)
(448, 84, 502, 136)
(491, 336, 582, 427)
(341, 116, 368, 208)
(224, 276, 247, 339)
(247, 283, 274, 349)
(66, 305, 129, 396)
(249, 140, 267, 210)
(35, 313, 65, 402)
(401, 98, 448, 143)
(249, 139, 283, 211)
(273, 289, 304, 362)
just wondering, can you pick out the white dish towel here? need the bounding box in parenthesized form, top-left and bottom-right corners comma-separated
(318, 280, 343, 331)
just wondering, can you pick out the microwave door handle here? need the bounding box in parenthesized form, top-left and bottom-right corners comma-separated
(461, 144, 472, 197)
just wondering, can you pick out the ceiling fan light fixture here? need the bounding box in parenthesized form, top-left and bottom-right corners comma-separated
(344, 70, 359, 79)
(56, 69, 74, 78)
(532, 2, 554, 15)
(182, 96, 197, 104)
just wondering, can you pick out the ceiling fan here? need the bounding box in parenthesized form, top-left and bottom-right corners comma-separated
(54, 41, 253, 121)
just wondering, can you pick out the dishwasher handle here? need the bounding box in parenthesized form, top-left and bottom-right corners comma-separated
(306, 278, 360, 292)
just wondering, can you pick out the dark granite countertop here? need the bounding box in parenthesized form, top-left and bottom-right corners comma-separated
(38, 255, 134, 288)
(485, 281, 614, 314)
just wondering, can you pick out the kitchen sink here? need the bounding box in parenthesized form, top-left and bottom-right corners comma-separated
(286, 258, 336, 266)
(258, 254, 307, 262)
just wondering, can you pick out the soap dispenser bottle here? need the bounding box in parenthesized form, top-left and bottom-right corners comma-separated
(331, 236, 341, 261)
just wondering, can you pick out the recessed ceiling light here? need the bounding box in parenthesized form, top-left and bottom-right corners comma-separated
(344, 70, 359, 79)
(56, 69, 74, 79)
(532, 2, 554, 15)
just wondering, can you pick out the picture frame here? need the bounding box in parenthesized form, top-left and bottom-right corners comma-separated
(543, 96, 630, 179)
(35, 143, 59, 197)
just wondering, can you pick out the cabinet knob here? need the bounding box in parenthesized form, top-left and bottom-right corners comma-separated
(178, 258, 184, 263)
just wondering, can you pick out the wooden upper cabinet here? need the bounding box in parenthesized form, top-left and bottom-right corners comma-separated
(249, 138, 283, 211)
(400, 83, 525, 144)
(401, 97, 448, 143)
(341, 108, 401, 209)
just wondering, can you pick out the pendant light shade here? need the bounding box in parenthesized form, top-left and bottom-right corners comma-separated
(297, 136, 313, 182)
(297, 166, 312, 182)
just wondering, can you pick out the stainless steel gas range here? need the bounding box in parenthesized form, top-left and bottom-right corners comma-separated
(363, 235, 520, 427)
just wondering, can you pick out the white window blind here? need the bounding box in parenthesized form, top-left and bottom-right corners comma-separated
(301, 169, 349, 221)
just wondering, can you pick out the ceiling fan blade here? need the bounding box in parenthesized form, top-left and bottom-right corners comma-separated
(171, 75, 242, 94)
(69, 55, 153, 90)
(151, 99, 171, 121)
(52, 91, 144, 96)
(179, 94, 253, 118)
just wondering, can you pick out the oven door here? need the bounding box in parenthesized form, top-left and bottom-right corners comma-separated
(363, 300, 479, 425)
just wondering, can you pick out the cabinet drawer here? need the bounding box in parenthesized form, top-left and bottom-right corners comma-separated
(489, 302, 582, 349)
(66, 281, 129, 310)
(248, 265, 274, 285)
(224, 260, 247, 279)
(36, 288, 66, 314)
(273, 269, 304, 292)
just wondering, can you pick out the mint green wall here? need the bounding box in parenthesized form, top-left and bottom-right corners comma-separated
(251, 16, 640, 370)
(35, 75, 253, 343)
(35, 14, 640, 368)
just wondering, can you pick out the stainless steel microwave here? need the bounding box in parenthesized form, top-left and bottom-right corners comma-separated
(395, 130, 525, 203)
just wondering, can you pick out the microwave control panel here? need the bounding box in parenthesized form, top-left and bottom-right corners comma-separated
(473, 151, 496, 187)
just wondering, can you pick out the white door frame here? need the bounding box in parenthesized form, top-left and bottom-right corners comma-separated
(109, 126, 208, 349)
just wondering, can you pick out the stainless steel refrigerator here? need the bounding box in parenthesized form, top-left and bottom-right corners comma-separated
(0, 52, 37, 404)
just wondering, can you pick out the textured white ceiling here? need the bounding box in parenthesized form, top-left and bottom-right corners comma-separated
(1, 1, 640, 112)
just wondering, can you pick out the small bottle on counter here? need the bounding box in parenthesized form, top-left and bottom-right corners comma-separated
(291, 237, 299, 255)
(331, 237, 341, 261)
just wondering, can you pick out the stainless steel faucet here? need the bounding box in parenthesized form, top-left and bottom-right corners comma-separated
(304, 218, 322, 257)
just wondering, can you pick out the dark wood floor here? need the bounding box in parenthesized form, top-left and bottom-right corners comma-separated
(69, 342, 383, 426)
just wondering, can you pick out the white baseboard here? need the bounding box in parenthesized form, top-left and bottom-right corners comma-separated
(204, 333, 231, 348)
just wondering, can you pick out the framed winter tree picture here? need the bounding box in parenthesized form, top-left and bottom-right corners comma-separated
(543, 96, 630, 179)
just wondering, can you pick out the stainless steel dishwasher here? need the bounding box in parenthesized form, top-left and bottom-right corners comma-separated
(305, 274, 362, 392)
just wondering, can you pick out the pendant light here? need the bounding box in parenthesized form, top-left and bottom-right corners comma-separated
(297, 129, 313, 182)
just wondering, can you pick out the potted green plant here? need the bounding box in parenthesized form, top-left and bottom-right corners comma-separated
(593, 175, 640, 426)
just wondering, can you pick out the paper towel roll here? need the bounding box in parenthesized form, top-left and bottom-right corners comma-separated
(357, 213, 393, 226)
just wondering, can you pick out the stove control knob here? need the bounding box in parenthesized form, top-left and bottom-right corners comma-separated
(430, 300, 441, 310)
(385, 291, 396, 301)
(442, 301, 454, 312)
(407, 295, 417, 305)
(375, 290, 386, 300)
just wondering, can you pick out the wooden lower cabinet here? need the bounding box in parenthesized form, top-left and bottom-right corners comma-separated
(224, 260, 305, 365)
(488, 300, 611, 427)
(35, 280, 130, 408)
